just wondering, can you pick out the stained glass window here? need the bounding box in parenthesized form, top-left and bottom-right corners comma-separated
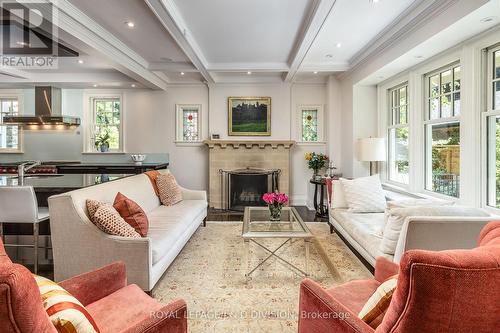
(0, 98, 19, 150)
(182, 108, 199, 141)
(302, 109, 318, 142)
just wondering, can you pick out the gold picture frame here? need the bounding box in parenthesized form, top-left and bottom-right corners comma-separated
(228, 96, 271, 136)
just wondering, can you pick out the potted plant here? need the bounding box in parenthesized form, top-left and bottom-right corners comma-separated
(262, 192, 289, 221)
(94, 131, 111, 152)
(305, 152, 328, 179)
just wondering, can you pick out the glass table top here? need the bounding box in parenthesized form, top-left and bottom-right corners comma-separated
(242, 207, 312, 238)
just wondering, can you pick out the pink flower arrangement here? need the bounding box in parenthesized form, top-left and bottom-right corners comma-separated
(262, 192, 289, 206)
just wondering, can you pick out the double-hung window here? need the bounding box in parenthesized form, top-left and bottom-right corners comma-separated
(0, 97, 20, 151)
(87, 96, 122, 152)
(387, 84, 409, 184)
(424, 63, 461, 197)
(486, 46, 500, 208)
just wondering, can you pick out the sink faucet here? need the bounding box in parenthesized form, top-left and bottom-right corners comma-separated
(18, 161, 41, 185)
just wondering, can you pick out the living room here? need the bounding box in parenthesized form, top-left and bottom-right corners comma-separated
(1, 0, 499, 332)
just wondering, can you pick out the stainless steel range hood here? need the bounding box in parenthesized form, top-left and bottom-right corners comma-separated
(3, 86, 80, 127)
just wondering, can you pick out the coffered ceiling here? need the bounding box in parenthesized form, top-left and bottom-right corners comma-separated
(2, 0, 499, 88)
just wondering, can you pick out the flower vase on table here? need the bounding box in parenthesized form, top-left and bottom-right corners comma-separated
(262, 192, 289, 222)
(305, 152, 328, 180)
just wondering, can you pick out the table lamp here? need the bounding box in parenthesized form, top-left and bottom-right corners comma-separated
(357, 137, 386, 176)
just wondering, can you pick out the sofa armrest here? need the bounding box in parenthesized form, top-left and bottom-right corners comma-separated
(122, 299, 187, 333)
(59, 262, 127, 306)
(394, 216, 494, 263)
(180, 186, 207, 201)
(374, 257, 399, 282)
(298, 279, 374, 333)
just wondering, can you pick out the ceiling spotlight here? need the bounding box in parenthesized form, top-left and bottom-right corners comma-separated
(126, 21, 135, 28)
(180, 72, 185, 76)
(313, 71, 318, 74)
(78, 59, 84, 64)
(93, 84, 98, 87)
(247, 71, 252, 75)
(131, 84, 136, 88)
(336, 42, 342, 48)
(325, 54, 333, 58)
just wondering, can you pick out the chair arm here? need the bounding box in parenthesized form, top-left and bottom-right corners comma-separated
(298, 279, 374, 333)
(59, 261, 127, 307)
(180, 186, 207, 201)
(394, 216, 493, 263)
(374, 257, 399, 282)
(122, 299, 188, 333)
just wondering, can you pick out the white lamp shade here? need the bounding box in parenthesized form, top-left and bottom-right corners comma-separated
(358, 137, 386, 162)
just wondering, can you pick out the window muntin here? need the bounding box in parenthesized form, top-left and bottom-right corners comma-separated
(176, 104, 201, 142)
(301, 108, 318, 142)
(0, 98, 19, 151)
(388, 84, 409, 184)
(425, 64, 461, 197)
(487, 47, 500, 208)
(90, 97, 121, 151)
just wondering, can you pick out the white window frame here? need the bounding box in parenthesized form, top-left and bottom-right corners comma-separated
(423, 62, 461, 198)
(387, 83, 409, 185)
(0, 91, 23, 153)
(175, 104, 202, 143)
(485, 45, 500, 208)
(296, 104, 324, 143)
(84, 92, 124, 153)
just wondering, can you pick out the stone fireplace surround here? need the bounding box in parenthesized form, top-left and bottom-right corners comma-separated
(204, 140, 295, 209)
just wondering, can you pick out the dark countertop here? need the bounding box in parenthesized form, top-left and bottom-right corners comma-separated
(0, 161, 168, 167)
(0, 173, 134, 191)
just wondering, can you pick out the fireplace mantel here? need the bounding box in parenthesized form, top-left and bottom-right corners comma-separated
(203, 140, 295, 149)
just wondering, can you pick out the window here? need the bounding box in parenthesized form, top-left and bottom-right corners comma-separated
(88, 96, 122, 152)
(298, 105, 324, 142)
(176, 104, 201, 142)
(0, 97, 20, 151)
(425, 63, 461, 197)
(388, 84, 409, 184)
(486, 46, 500, 208)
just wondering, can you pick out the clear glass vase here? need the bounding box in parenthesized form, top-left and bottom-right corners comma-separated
(269, 204, 282, 221)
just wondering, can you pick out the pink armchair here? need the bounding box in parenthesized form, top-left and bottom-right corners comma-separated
(0, 239, 187, 333)
(298, 221, 500, 333)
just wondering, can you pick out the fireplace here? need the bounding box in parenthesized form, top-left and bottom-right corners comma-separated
(220, 168, 280, 211)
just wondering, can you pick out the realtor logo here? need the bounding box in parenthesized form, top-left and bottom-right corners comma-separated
(0, 0, 58, 68)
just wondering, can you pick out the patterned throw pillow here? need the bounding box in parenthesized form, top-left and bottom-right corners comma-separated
(113, 192, 149, 237)
(86, 199, 103, 219)
(156, 173, 183, 206)
(92, 205, 141, 238)
(358, 275, 398, 328)
(34, 274, 100, 333)
(340, 175, 387, 213)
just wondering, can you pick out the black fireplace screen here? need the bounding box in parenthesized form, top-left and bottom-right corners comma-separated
(220, 168, 280, 211)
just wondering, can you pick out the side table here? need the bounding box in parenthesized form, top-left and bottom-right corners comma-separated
(310, 178, 328, 218)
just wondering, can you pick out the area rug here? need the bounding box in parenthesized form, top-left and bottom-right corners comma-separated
(152, 222, 372, 333)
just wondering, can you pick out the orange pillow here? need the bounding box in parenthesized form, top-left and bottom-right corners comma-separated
(113, 192, 149, 237)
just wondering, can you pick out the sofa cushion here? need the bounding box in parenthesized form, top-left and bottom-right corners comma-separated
(92, 205, 141, 238)
(113, 192, 149, 237)
(86, 284, 163, 333)
(148, 200, 207, 264)
(34, 274, 100, 333)
(358, 275, 398, 328)
(380, 206, 490, 255)
(340, 176, 386, 213)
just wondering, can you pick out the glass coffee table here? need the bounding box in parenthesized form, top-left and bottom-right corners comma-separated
(242, 206, 314, 279)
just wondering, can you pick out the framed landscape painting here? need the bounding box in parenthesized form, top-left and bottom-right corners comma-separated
(228, 97, 271, 136)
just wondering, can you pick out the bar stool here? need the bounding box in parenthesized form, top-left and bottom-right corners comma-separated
(0, 186, 49, 274)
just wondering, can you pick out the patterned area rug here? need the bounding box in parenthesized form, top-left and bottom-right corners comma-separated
(152, 222, 372, 333)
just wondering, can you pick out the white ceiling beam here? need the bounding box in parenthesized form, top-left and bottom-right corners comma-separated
(299, 62, 349, 72)
(44, 0, 168, 90)
(148, 61, 198, 72)
(145, 0, 215, 83)
(0, 71, 133, 83)
(0, 66, 33, 80)
(284, 0, 337, 82)
(208, 62, 290, 73)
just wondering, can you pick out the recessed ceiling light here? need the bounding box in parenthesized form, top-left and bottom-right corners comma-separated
(325, 54, 333, 58)
(370, 0, 380, 3)
(126, 21, 135, 28)
(78, 59, 84, 64)
(180, 72, 185, 76)
(313, 71, 318, 74)
(131, 84, 136, 88)
(93, 84, 98, 87)
(336, 42, 342, 48)
(247, 71, 252, 75)
(480, 16, 496, 23)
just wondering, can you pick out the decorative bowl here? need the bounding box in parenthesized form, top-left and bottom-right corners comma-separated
(131, 154, 146, 165)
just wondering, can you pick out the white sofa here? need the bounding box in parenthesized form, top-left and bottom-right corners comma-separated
(328, 188, 495, 267)
(48, 170, 207, 291)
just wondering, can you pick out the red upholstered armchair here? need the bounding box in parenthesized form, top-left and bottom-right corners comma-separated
(298, 221, 500, 333)
(0, 239, 187, 333)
